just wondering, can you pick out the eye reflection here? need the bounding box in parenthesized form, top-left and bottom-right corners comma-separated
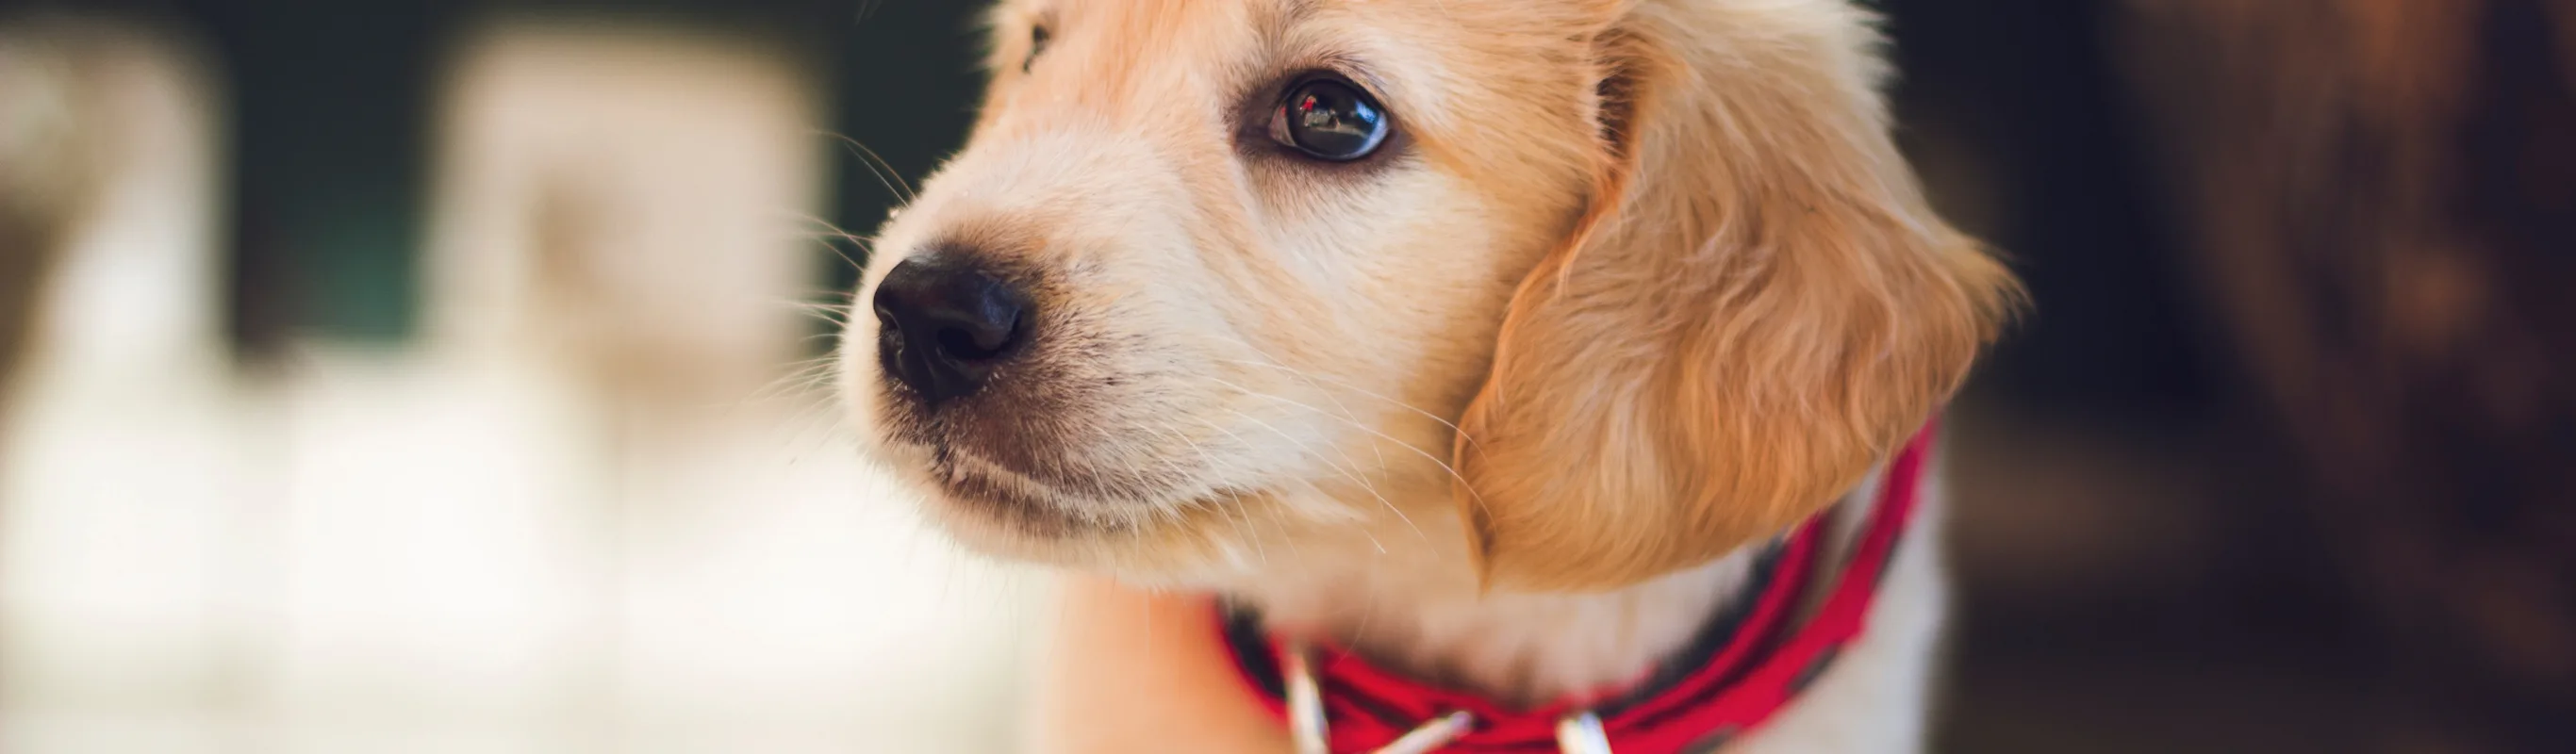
(1270, 77, 1389, 161)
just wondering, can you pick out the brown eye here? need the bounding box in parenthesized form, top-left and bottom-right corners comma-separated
(1268, 77, 1389, 161)
(1023, 25, 1049, 73)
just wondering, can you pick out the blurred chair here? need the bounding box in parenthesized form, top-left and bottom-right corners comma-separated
(0, 13, 257, 751)
(0, 13, 198, 418)
(3, 13, 1040, 753)
(421, 21, 820, 416)
(398, 19, 1035, 752)
(0, 18, 98, 410)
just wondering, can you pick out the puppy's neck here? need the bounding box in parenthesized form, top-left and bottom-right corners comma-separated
(1221, 491, 1777, 707)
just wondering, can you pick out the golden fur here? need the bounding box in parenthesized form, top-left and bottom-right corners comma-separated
(839, 0, 2018, 749)
(1456, 0, 2018, 590)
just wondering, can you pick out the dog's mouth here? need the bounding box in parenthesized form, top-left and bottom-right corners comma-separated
(848, 319, 1280, 553)
(883, 435, 1244, 542)
(916, 442, 1133, 535)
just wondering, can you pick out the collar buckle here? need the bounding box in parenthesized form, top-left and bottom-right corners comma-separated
(1284, 641, 1613, 754)
(1554, 712, 1613, 754)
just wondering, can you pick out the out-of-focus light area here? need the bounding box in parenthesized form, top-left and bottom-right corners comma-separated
(0, 1, 2568, 753)
(1, 5, 1036, 753)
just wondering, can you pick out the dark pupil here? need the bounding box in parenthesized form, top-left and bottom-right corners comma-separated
(1287, 82, 1382, 157)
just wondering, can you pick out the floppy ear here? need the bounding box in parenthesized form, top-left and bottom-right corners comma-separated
(1453, 2, 2022, 592)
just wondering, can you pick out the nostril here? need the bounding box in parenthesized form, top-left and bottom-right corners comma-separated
(870, 253, 1033, 402)
(935, 319, 1017, 361)
(933, 274, 1027, 361)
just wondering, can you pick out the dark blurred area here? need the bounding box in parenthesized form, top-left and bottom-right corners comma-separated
(1, 0, 2569, 752)
(1891, 2, 2575, 751)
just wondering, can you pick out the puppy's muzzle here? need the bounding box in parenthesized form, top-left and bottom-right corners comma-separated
(872, 251, 1032, 404)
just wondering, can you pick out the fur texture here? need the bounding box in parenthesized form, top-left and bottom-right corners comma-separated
(837, 0, 2019, 750)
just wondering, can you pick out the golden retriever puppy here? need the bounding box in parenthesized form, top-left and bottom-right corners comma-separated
(837, 1, 2018, 751)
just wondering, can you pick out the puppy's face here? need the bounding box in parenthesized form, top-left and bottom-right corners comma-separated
(842, 0, 1603, 578)
(842, 0, 2018, 590)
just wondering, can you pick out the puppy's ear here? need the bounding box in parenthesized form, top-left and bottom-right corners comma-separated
(1453, 3, 2021, 592)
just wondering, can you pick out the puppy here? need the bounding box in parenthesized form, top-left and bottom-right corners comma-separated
(838, 1, 2019, 751)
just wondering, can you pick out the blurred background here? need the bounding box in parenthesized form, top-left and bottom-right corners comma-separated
(0, 1, 2567, 752)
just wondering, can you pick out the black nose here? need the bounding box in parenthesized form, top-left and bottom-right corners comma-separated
(872, 254, 1032, 403)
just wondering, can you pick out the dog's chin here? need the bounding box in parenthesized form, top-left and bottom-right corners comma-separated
(863, 439, 1251, 579)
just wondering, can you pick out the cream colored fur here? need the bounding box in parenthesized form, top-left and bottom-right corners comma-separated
(837, 0, 2017, 750)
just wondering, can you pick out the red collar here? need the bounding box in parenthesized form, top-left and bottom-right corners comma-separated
(1215, 422, 1938, 753)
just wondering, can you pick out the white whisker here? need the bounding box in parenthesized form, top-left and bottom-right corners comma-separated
(1214, 356, 1481, 451)
(1149, 423, 1268, 568)
(815, 129, 918, 204)
(1210, 406, 1409, 551)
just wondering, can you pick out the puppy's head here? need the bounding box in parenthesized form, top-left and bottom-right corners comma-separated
(840, 0, 2018, 591)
